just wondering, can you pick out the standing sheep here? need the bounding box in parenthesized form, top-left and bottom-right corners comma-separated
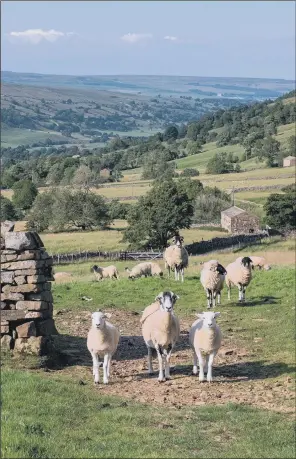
(125, 262, 163, 279)
(87, 311, 120, 384)
(163, 234, 189, 282)
(189, 311, 222, 382)
(225, 256, 253, 302)
(236, 256, 271, 271)
(141, 291, 180, 382)
(200, 260, 227, 309)
(91, 265, 119, 280)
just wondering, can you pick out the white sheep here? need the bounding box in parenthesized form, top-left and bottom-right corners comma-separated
(200, 260, 227, 308)
(87, 311, 120, 384)
(141, 291, 180, 382)
(189, 311, 222, 382)
(125, 262, 163, 279)
(236, 256, 271, 271)
(225, 256, 253, 302)
(163, 234, 189, 282)
(91, 265, 119, 280)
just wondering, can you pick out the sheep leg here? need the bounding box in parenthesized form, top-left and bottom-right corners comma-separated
(196, 349, 206, 382)
(207, 351, 217, 382)
(242, 286, 246, 302)
(164, 345, 172, 380)
(181, 267, 184, 283)
(192, 349, 198, 375)
(213, 291, 217, 308)
(238, 283, 243, 302)
(103, 353, 111, 384)
(147, 347, 153, 375)
(206, 289, 212, 309)
(91, 352, 100, 384)
(107, 356, 111, 378)
(155, 346, 165, 382)
(174, 268, 178, 281)
(204, 354, 209, 374)
(217, 291, 221, 305)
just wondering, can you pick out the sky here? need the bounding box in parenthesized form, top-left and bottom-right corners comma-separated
(1, 1, 295, 79)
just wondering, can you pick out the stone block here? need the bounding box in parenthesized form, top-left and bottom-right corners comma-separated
(16, 321, 36, 338)
(1, 260, 45, 271)
(1, 249, 17, 255)
(25, 311, 51, 319)
(0, 309, 26, 320)
(14, 276, 27, 285)
(1, 254, 18, 263)
(1, 221, 15, 235)
(45, 258, 53, 267)
(36, 319, 58, 336)
(1, 292, 24, 302)
(43, 283, 52, 291)
(16, 301, 49, 311)
(0, 271, 15, 284)
(1, 324, 9, 333)
(27, 291, 53, 302)
(14, 269, 40, 276)
(4, 231, 44, 251)
(14, 336, 49, 355)
(27, 275, 46, 284)
(1, 334, 12, 350)
(2, 284, 43, 294)
(1, 301, 7, 310)
(17, 250, 42, 261)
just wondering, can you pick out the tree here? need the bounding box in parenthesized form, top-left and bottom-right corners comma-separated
(141, 153, 175, 180)
(193, 187, 231, 224)
(253, 136, 280, 167)
(206, 153, 234, 174)
(163, 125, 178, 141)
(176, 177, 203, 201)
(287, 136, 296, 156)
(264, 187, 296, 229)
(27, 188, 111, 232)
(12, 179, 38, 211)
(187, 141, 202, 156)
(73, 165, 96, 189)
(123, 179, 194, 249)
(0, 196, 18, 221)
(108, 200, 129, 220)
(180, 168, 200, 177)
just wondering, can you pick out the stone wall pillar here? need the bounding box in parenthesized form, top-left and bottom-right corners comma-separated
(1, 224, 57, 355)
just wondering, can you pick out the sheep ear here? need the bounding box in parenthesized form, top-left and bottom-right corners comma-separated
(155, 293, 163, 302)
(196, 313, 204, 318)
(214, 312, 221, 317)
(170, 292, 179, 301)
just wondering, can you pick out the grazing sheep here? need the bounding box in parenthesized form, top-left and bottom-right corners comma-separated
(141, 291, 180, 382)
(125, 262, 163, 279)
(189, 311, 222, 382)
(200, 260, 227, 308)
(163, 234, 189, 282)
(91, 265, 119, 280)
(225, 256, 253, 302)
(236, 256, 271, 271)
(87, 311, 120, 384)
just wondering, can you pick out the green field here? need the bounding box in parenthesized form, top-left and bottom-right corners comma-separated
(1, 127, 71, 148)
(2, 242, 295, 458)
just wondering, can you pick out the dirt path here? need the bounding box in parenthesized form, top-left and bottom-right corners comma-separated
(51, 309, 295, 415)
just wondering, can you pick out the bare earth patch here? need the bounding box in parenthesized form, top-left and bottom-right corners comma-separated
(50, 309, 295, 415)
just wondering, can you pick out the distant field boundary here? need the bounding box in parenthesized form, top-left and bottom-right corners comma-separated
(50, 231, 281, 265)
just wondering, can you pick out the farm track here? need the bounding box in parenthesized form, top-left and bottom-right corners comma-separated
(51, 308, 295, 415)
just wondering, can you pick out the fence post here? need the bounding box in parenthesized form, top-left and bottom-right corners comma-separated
(57, 253, 60, 264)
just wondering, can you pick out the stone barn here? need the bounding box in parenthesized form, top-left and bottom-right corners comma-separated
(221, 206, 260, 234)
(283, 156, 296, 168)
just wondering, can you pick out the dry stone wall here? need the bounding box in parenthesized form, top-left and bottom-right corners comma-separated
(1, 224, 57, 355)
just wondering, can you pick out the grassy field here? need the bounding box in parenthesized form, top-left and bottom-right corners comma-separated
(2, 241, 295, 458)
(1, 127, 71, 147)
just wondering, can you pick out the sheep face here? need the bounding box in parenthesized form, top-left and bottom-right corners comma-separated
(91, 265, 99, 273)
(197, 311, 220, 329)
(156, 291, 179, 313)
(217, 264, 227, 275)
(241, 257, 253, 268)
(91, 311, 107, 329)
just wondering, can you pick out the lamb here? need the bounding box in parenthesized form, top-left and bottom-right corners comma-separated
(141, 291, 180, 382)
(91, 265, 119, 280)
(163, 234, 189, 282)
(87, 311, 120, 384)
(200, 260, 227, 309)
(236, 256, 271, 271)
(189, 311, 222, 382)
(225, 256, 253, 302)
(125, 262, 163, 279)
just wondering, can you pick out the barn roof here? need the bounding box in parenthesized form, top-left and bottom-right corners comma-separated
(221, 206, 246, 218)
(284, 156, 295, 160)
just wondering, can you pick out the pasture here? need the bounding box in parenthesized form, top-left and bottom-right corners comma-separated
(2, 243, 295, 458)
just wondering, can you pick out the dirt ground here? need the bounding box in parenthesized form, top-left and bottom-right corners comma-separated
(50, 309, 295, 415)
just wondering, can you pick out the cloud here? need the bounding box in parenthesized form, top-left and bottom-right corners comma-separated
(164, 36, 178, 41)
(8, 29, 76, 44)
(120, 33, 153, 44)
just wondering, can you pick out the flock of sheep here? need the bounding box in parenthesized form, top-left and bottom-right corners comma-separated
(87, 234, 271, 385)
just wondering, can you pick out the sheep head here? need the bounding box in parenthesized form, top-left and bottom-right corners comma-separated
(91, 265, 99, 273)
(241, 257, 253, 268)
(196, 311, 221, 329)
(155, 291, 180, 313)
(217, 263, 227, 275)
(91, 311, 112, 329)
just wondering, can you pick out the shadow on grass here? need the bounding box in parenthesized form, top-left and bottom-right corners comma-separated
(51, 331, 191, 369)
(228, 296, 280, 307)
